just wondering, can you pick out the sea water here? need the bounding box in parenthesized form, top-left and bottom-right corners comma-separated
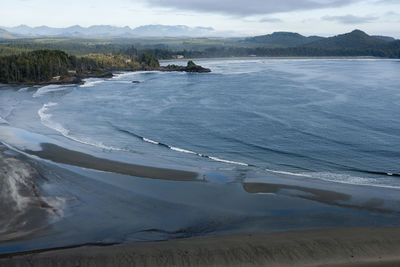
(1, 58, 400, 187)
(1, 58, 400, 252)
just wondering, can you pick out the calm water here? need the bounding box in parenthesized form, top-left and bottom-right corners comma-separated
(2, 58, 400, 253)
(1, 58, 400, 187)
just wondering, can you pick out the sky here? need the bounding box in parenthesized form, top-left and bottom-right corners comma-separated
(0, 0, 399, 37)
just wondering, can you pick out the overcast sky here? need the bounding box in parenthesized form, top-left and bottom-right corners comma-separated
(0, 0, 399, 37)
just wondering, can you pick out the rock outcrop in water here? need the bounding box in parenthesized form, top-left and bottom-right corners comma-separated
(161, 60, 211, 73)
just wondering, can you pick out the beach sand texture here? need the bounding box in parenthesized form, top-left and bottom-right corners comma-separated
(1, 227, 400, 267)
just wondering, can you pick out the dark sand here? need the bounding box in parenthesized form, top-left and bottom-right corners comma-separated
(1, 227, 400, 266)
(26, 143, 199, 181)
(243, 182, 397, 214)
(0, 152, 53, 242)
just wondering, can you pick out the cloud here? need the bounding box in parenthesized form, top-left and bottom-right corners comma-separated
(376, 0, 400, 4)
(142, 0, 361, 16)
(322, 14, 378, 24)
(259, 17, 282, 23)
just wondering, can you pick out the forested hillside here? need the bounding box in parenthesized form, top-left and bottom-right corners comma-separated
(244, 32, 324, 47)
(0, 49, 211, 84)
(0, 49, 158, 84)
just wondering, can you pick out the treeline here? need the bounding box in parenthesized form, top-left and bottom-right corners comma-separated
(0, 40, 127, 56)
(0, 49, 160, 83)
(117, 45, 400, 59)
(138, 46, 400, 59)
(0, 50, 79, 83)
(2, 39, 399, 60)
(195, 46, 400, 58)
(1, 45, 399, 83)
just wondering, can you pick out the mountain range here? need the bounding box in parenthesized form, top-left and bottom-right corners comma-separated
(1, 24, 220, 38)
(244, 32, 325, 47)
(244, 30, 397, 48)
(1, 25, 398, 46)
(0, 26, 398, 55)
(304, 30, 390, 49)
(0, 28, 13, 38)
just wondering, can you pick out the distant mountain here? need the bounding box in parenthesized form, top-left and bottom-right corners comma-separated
(131, 25, 216, 37)
(372, 35, 396, 42)
(306, 30, 388, 49)
(244, 32, 325, 47)
(2, 25, 133, 37)
(1, 24, 218, 38)
(0, 28, 13, 38)
(4, 25, 32, 36)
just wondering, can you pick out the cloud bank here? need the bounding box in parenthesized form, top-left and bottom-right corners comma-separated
(322, 15, 378, 24)
(143, 0, 361, 16)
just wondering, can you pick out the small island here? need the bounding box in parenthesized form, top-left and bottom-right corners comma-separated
(0, 50, 210, 85)
(162, 60, 211, 73)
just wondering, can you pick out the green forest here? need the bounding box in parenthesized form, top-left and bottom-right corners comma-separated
(1, 29, 399, 84)
(0, 49, 160, 84)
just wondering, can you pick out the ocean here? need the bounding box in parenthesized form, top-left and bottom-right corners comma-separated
(1, 58, 400, 253)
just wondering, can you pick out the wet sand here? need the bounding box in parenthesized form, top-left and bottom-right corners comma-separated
(1, 227, 400, 267)
(26, 143, 199, 181)
(243, 182, 397, 214)
(0, 152, 54, 242)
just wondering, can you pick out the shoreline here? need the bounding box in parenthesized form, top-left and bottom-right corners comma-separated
(2, 227, 400, 266)
(2, 56, 394, 87)
(26, 143, 199, 181)
(160, 55, 388, 63)
(0, 72, 113, 87)
(0, 63, 210, 87)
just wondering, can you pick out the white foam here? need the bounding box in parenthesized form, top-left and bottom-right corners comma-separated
(302, 172, 400, 189)
(38, 102, 69, 136)
(114, 71, 159, 79)
(143, 137, 159, 145)
(33, 84, 74, 98)
(80, 79, 105, 88)
(264, 168, 400, 189)
(38, 102, 125, 151)
(208, 156, 249, 166)
(137, 133, 249, 167)
(18, 87, 29, 92)
(265, 168, 310, 177)
(0, 116, 8, 125)
(113, 72, 137, 79)
(170, 146, 197, 155)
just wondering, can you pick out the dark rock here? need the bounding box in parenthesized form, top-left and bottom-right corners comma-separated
(184, 65, 211, 73)
(161, 61, 211, 73)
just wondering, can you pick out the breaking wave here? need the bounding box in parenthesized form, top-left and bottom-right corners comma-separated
(38, 102, 126, 151)
(0, 116, 8, 125)
(112, 125, 250, 167)
(33, 84, 75, 98)
(80, 79, 105, 88)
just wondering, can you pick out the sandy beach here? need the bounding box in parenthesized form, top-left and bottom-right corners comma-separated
(1, 227, 400, 266)
(27, 143, 199, 181)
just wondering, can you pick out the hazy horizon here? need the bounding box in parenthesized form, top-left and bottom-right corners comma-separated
(0, 0, 399, 38)
(3, 23, 396, 38)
